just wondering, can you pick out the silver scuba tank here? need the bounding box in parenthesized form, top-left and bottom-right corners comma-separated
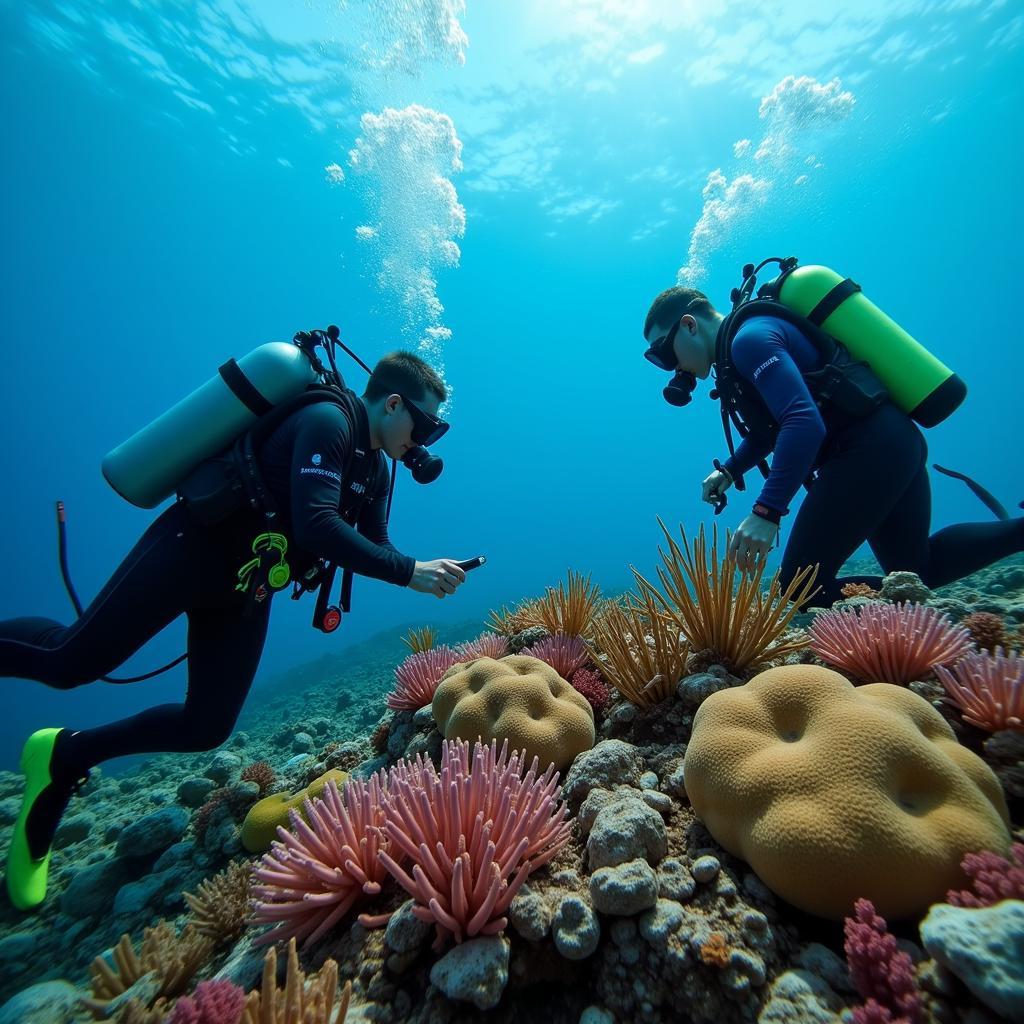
(102, 341, 319, 508)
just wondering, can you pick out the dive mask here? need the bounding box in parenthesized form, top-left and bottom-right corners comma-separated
(400, 394, 449, 447)
(644, 319, 698, 406)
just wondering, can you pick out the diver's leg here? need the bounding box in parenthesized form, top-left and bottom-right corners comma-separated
(0, 503, 193, 689)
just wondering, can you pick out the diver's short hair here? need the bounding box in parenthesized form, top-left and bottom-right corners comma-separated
(644, 287, 716, 337)
(364, 351, 447, 404)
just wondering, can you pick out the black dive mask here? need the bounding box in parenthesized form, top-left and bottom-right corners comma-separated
(402, 445, 443, 483)
(645, 319, 698, 406)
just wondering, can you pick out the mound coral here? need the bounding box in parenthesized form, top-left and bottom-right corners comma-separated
(935, 647, 1023, 732)
(809, 601, 972, 685)
(634, 518, 818, 675)
(843, 898, 923, 1024)
(520, 633, 590, 679)
(373, 738, 572, 951)
(388, 645, 462, 710)
(682, 664, 1012, 919)
(960, 611, 1009, 653)
(945, 841, 1024, 907)
(241, 769, 349, 854)
(241, 936, 350, 1024)
(183, 860, 254, 946)
(432, 655, 595, 773)
(587, 587, 688, 706)
(249, 774, 395, 949)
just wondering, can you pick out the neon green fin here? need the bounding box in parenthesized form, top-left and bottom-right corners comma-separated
(5, 727, 64, 911)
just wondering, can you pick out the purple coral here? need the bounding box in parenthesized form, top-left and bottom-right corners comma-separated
(165, 979, 246, 1024)
(570, 667, 610, 715)
(388, 645, 462, 710)
(946, 842, 1024, 907)
(521, 633, 589, 680)
(843, 898, 923, 1024)
(934, 647, 1023, 733)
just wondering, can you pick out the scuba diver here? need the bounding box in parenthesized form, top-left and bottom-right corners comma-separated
(642, 257, 1024, 606)
(2, 332, 476, 911)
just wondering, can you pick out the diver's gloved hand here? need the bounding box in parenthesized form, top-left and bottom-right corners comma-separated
(701, 467, 734, 506)
(409, 559, 467, 599)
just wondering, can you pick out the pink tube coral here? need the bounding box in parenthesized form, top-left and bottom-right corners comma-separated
(373, 738, 572, 951)
(843, 898, 923, 1024)
(249, 773, 397, 949)
(809, 601, 972, 685)
(934, 646, 1023, 732)
(521, 633, 589, 680)
(455, 632, 511, 661)
(388, 645, 462, 710)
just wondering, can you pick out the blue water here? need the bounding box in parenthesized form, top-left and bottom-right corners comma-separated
(1, 0, 1021, 773)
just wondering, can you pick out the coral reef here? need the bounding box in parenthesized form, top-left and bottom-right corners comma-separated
(809, 602, 973, 685)
(183, 859, 254, 946)
(388, 646, 462, 710)
(934, 646, 1023, 732)
(960, 611, 1010, 653)
(569, 667, 611, 716)
(238, 761, 275, 797)
(520, 633, 590, 680)
(432, 655, 595, 773)
(945, 840, 1024, 907)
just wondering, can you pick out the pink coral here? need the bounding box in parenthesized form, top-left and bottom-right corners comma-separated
(520, 633, 589, 680)
(455, 633, 510, 661)
(249, 773, 398, 949)
(372, 738, 572, 951)
(165, 979, 246, 1024)
(388, 645, 462, 710)
(570, 667, 610, 715)
(809, 602, 972, 685)
(934, 647, 1023, 732)
(945, 842, 1024, 907)
(843, 898, 923, 1024)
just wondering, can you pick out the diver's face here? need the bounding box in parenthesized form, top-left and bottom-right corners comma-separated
(380, 392, 443, 460)
(645, 314, 708, 378)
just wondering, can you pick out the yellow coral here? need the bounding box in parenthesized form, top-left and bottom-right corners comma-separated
(241, 769, 349, 854)
(241, 936, 350, 1024)
(683, 664, 1012, 920)
(432, 655, 595, 773)
(183, 859, 254, 945)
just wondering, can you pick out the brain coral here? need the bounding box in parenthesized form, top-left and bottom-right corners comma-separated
(682, 664, 1012, 920)
(432, 655, 595, 774)
(241, 769, 349, 854)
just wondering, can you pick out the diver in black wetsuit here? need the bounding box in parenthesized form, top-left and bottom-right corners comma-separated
(1, 350, 468, 909)
(642, 285, 1024, 605)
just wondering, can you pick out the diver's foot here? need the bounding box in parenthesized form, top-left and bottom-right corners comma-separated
(5, 728, 90, 910)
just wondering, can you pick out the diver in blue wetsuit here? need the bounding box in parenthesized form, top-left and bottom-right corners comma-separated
(1, 350, 470, 911)
(641, 283, 1024, 606)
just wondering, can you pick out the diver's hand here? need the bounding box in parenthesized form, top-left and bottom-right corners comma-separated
(728, 514, 779, 575)
(409, 559, 467, 599)
(701, 468, 734, 506)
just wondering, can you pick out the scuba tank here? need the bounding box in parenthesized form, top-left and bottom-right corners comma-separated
(102, 340, 319, 508)
(751, 257, 967, 427)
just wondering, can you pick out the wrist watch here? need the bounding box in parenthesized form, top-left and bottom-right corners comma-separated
(752, 502, 781, 525)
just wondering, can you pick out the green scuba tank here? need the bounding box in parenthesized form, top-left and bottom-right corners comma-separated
(774, 264, 966, 427)
(102, 341, 318, 508)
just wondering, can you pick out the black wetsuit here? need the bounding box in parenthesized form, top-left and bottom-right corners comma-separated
(0, 400, 415, 782)
(720, 315, 1024, 605)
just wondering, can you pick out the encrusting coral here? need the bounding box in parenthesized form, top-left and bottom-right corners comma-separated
(432, 654, 595, 773)
(586, 586, 688, 706)
(682, 663, 1013, 919)
(809, 601, 973, 685)
(373, 738, 572, 951)
(249, 773, 395, 949)
(183, 859, 255, 946)
(935, 646, 1023, 732)
(89, 921, 214, 1004)
(633, 518, 819, 675)
(241, 769, 350, 854)
(240, 936, 351, 1024)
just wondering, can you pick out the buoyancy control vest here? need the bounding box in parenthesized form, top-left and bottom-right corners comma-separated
(712, 257, 967, 492)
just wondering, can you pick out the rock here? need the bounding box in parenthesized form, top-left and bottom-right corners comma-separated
(292, 731, 315, 753)
(657, 859, 696, 902)
(384, 900, 432, 955)
(0, 980, 87, 1024)
(509, 887, 554, 941)
(677, 672, 733, 710)
(586, 794, 668, 869)
(639, 771, 659, 789)
(879, 571, 931, 605)
(663, 762, 686, 800)
(691, 855, 721, 883)
(116, 806, 189, 858)
(412, 706, 435, 730)
(0, 797, 21, 827)
(0, 933, 35, 965)
(204, 751, 242, 785)
(54, 814, 92, 849)
(590, 858, 659, 916)
(983, 730, 1024, 800)
(920, 900, 1024, 1021)
(641, 790, 674, 815)
(757, 969, 844, 1023)
(579, 1008, 615, 1024)
(552, 895, 601, 960)
(177, 776, 218, 808)
(638, 898, 684, 941)
(429, 935, 510, 1011)
(563, 740, 645, 806)
(387, 719, 415, 760)
(61, 858, 129, 919)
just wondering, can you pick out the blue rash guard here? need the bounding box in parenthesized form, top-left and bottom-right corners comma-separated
(720, 315, 829, 517)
